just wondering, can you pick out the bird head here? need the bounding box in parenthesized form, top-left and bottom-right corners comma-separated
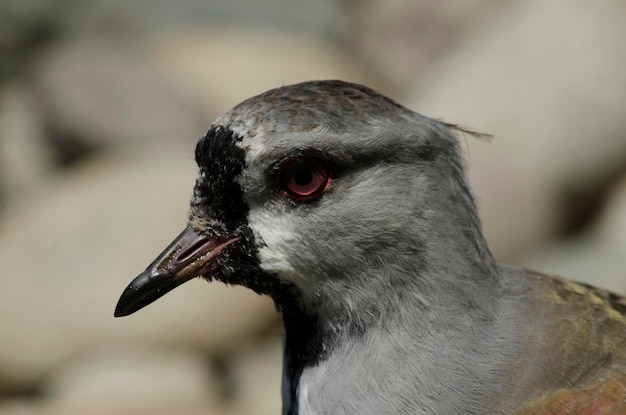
(114, 80, 492, 322)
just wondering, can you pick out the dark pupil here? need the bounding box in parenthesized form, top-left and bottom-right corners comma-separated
(294, 167, 313, 186)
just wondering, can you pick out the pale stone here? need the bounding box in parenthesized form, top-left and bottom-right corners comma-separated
(48, 346, 219, 413)
(520, 176, 626, 294)
(409, 0, 626, 259)
(145, 27, 382, 116)
(0, 83, 51, 198)
(231, 338, 283, 415)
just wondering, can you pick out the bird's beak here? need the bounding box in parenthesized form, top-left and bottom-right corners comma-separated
(114, 226, 240, 317)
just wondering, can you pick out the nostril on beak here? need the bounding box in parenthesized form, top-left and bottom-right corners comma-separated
(174, 237, 215, 266)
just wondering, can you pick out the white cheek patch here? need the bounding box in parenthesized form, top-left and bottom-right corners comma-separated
(247, 209, 298, 278)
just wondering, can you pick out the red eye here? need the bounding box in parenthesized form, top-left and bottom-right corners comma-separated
(276, 156, 333, 202)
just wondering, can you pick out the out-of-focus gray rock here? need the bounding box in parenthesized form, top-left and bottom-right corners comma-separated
(520, 175, 626, 294)
(409, 0, 626, 259)
(230, 338, 282, 415)
(337, 0, 499, 89)
(0, 83, 52, 199)
(0, 401, 233, 415)
(0, 401, 44, 415)
(145, 28, 383, 115)
(47, 345, 219, 414)
(0, 151, 276, 390)
(32, 37, 208, 157)
(63, 0, 339, 35)
(599, 178, 626, 250)
(0, 0, 59, 77)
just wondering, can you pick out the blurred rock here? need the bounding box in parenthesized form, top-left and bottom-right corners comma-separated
(32, 37, 208, 163)
(47, 345, 219, 414)
(599, 177, 626, 249)
(337, 0, 499, 89)
(0, 401, 231, 415)
(146, 27, 384, 114)
(0, 150, 276, 390)
(519, 175, 626, 294)
(63, 0, 339, 35)
(0, 82, 52, 199)
(0, 401, 44, 415)
(0, 0, 60, 77)
(409, 0, 626, 259)
(230, 338, 282, 415)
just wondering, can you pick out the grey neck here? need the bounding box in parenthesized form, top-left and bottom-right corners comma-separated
(284, 261, 522, 414)
(280, 225, 513, 415)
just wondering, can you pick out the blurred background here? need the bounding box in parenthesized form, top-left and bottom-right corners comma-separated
(1, 0, 625, 414)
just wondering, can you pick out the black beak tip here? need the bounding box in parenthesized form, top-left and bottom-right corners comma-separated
(113, 271, 190, 318)
(114, 307, 129, 318)
(113, 272, 157, 318)
(114, 283, 143, 317)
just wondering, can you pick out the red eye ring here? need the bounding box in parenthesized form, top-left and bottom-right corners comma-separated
(276, 155, 333, 203)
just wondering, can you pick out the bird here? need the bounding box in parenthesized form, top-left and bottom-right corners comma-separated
(115, 80, 626, 414)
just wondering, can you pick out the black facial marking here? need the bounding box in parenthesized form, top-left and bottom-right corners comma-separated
(193, 126, 249, 231)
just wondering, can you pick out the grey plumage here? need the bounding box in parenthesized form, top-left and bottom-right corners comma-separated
(115, 80, 626, 414)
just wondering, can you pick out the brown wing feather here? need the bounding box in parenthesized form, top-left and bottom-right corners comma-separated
(514, 271, 626, 414)
(517, 376, 626, 414)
